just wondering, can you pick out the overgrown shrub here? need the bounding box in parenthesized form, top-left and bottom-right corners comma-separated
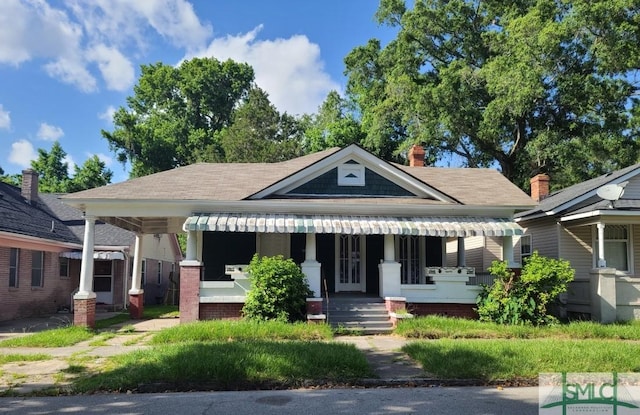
(476, 251, 574, 325)
(242, 254, 312, 322)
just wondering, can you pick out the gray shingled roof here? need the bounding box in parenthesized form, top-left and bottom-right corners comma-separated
(0, 182, 79, 244)
(63, 147, 534, 208)
(38, 193, 134, 247)
(516, 163, 640, 219)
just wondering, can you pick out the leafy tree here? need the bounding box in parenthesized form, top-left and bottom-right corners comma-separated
(220, 87, 305, 162)
(345, 0, 640, 189)
(103, 57, 255, 177)
(304, 90, 367, 153)
(243, 254, 312, 322)
(476, 252, 575, 325)
(30, 141, 70, 193)
(68, 155, 113, 192)
(27, 142, 112, 193)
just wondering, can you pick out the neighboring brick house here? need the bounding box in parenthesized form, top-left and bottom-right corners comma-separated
(0, 170, 182, 322)
(62, 145, 535, 326)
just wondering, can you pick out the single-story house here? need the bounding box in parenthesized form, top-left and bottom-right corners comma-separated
(0, 170, 181, 322)
(61, 144, 535, 326)
(516, 165, 640, 323)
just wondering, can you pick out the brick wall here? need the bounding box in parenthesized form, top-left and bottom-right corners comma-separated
(179, 264, 201, 323)
(199, 303, 243, 320)
(408, 302, 478, 319)
(0, 247, 77, 322)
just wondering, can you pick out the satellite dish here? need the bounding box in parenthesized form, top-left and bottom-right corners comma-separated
(596, 183, 626, 201)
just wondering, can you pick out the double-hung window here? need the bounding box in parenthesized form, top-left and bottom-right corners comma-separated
(9, 248, 19, 288)
(31, 251, 44, 287)
(596, 224, 631, 272)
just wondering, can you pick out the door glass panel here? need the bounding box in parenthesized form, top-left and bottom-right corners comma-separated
(339, 235, 361, 285)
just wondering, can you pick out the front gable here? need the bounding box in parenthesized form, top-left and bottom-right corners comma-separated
(249, 145, 457, 202)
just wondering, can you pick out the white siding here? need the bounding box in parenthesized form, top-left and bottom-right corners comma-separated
(484, 237, 502, 270)
(520, 217, 559, 259)
(560, 226, 593, 280)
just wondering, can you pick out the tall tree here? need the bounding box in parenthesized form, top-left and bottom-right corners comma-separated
(220, 87, 305, 162)
(103, 57, 255, 177)
(68, 156, 113, 192)
(304, 90, 367, 153)
(30, 141, 70, 193)
(345, 0, 640, 189)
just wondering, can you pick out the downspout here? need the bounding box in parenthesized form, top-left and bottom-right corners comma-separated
(123, 248, 130, 310)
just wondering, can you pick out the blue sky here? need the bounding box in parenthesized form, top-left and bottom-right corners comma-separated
(0, 0, 395, 182)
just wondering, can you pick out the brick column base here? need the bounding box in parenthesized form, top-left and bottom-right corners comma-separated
(129, 293, 144, 319)
(74, 298, 96, 328)
(385, 296, 406, 313)
(180, 261, 202, 323)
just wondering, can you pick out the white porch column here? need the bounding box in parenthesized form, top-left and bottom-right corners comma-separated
(380, 234, 401, 298)
(457, 237, 466, 267)
(597, 223, 606, 267)
(502, 235, 515, 267)
(301, 233, 321, 297)
(129, 234, 144, 295)
(186, 230, 198, 261)
(75, 215, 96, 299)
(384, 234, 395, 261)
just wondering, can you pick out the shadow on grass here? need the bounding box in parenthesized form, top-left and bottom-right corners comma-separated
(72, 341, 373, 393)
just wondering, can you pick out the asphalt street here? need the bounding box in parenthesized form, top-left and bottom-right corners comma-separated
(0, 386, 540, 414)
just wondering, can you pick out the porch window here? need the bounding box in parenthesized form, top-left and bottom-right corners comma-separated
(31, 251, 44, 288)
(59, 257, 69, 278)
(9, 248, 19, 288)
(141, 259, 146, 286)
(596, 224, 630, 272)
(520, 235, 532, 260)
(157, 261, 163, 285)
(398, 235, 424, 284)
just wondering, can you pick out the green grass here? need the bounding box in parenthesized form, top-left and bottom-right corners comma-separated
(403, 339, 640, 381)
(151, 320, 333, 344)
(72, 340, 371, 393)
(144, 305, 179, 319)
(0, 353, 51, 364)
(94, 313, 131, 330)
(395, 315, 640, 340)
(0, 327, 95, 348)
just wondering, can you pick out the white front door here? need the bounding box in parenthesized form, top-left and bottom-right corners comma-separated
(335, 234, 366, 292)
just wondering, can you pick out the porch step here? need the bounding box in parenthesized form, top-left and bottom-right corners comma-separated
(324, 297, 393, 335)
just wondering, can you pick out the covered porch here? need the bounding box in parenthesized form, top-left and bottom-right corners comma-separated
(179, 213, 523, 323)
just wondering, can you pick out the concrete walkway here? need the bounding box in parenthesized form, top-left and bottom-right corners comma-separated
(0, 315, 427, 395)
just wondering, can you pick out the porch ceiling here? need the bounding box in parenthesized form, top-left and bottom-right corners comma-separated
(183, 213, 523, 237)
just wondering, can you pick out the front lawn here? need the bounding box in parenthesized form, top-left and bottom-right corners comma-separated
(397, 316, 640, 382)
(71, 320, 368, 393)
(0, 327, 95, 348)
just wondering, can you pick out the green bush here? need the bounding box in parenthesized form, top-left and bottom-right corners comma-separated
(476, 251, 575, 325)
(242, 254, 312, 322)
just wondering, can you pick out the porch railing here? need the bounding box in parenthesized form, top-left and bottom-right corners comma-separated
(400, 266, 481, 304)
(199, 264, 250, 303)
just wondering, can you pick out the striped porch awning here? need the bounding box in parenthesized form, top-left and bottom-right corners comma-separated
(183, 213, 523, 237)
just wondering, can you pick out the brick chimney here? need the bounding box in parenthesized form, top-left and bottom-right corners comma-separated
(21, 169, 39, 204)
(530, 173, 550, 202)
(408, 144, 425, 167)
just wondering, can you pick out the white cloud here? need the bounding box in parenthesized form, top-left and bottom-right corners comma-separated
(0, 0, 210, 92)
(66, 0, 211, 50)
(191, 26, 339, 115)
(86, 44, 134, 91)
(0, 104, 10, 130)
(99, 105, 116, 123)
(37, 122, 64, 141)
(8, 139, 37, 168)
